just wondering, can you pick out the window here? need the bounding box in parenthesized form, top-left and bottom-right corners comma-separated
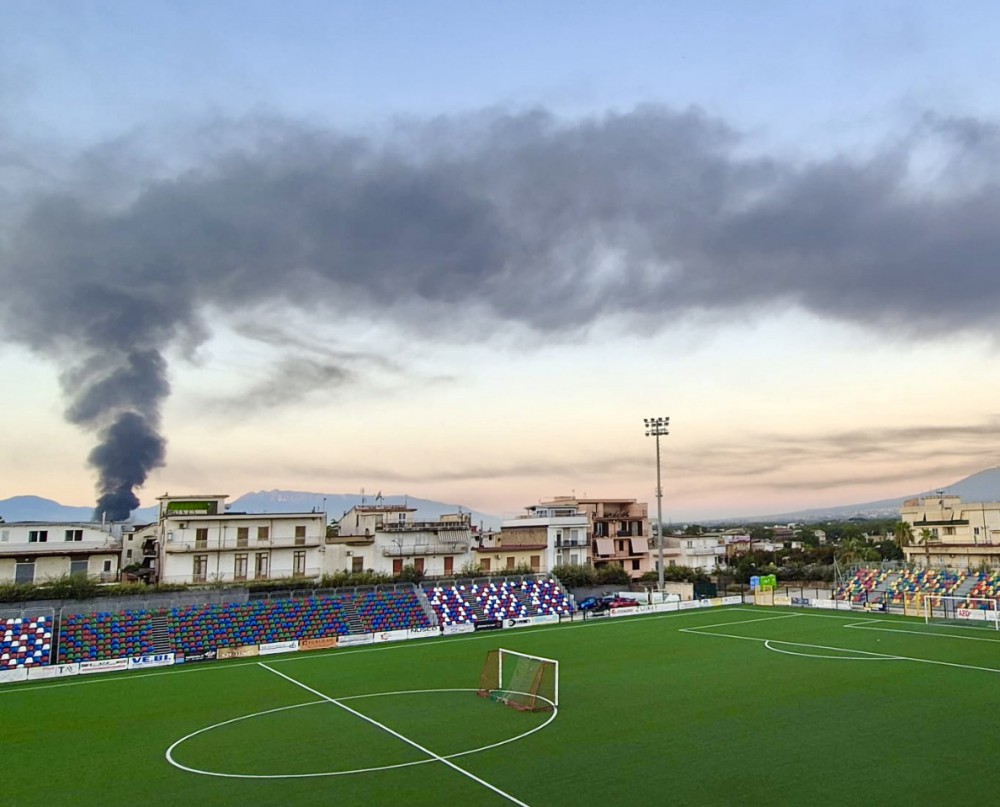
(103, 560, 112, 573)
(70, 560, 89, 577)
(126, 549, 133, 560)
(293, 550, 307, 577)
(193, 554, 208, 583)
(255, 552, 269, 580)
(414, 557, 425, 573)
(0, 529, 7, 542)
(234, 554, 248, 581)
(632, 559, 640, 571)
(530, 555, 540, 572)
(195, 528, 208, 549)
(64, 529, 83, 542)
(257, 526, 270, 542)
(392, 558, 403, 575)
(237, 527, 249, 548)
(506, 556, 515, 570)
(481, 558, 491, 573)
(443, 556, 454, 575)
(686, 540, 693, 549)
(295, 525, 306, 546)
(15, 561, 35, 584)
(28, 530, 48, 543)
(352, 556, 364, 573)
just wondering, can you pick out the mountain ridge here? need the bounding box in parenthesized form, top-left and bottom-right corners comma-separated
(3, 467, 1000, 526)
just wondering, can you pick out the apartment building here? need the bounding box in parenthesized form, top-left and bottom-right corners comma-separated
(327, 503, 473, 577)
(0, 520, 121, 584)
(900, 495, 1000, 568)
(496, 502, 590, 574)
(133, 494, 326, 584)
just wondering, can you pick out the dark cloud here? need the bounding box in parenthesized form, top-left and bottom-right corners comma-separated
(3, 105, 1000, 513)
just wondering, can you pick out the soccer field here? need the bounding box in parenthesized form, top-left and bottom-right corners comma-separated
(5, 605, 999, 806)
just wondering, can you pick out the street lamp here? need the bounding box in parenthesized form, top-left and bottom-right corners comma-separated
(644, 417, 670, 593)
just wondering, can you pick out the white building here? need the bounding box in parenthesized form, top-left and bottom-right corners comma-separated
(662, 534, 728, 573)
(0, 520, 121, 584)
(497, 504, 590, 574)
(134, 494, 326, 584)
(326, 504, 473, 577)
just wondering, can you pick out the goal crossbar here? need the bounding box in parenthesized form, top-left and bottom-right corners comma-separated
(478, 648, 559, 711)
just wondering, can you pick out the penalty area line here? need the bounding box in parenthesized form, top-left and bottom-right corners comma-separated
(257, 662, 531, 807)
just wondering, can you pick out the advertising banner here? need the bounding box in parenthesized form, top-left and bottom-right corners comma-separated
(773, 596, 792, 607)
(27, 662, 80, 680)
(338, 634, 374, 647)
(791, 597, 812, 607)
(80, 658, 129, 675)
(175, 649, 218, 664)
(721, 596, 742, 606)
(300, 637, 338, 651)
(128, 653, 175, 670)
(531, 614, 560, 626)
(407, 627, 441, 639)
(473, 619, 503, 631)
(502, 617, 533, 629)
(373, 630, 409, 643)
(259, 640, 300, 656)
(0, 668, 28, 684)
(651, 601, 680, 613)
(678, 600, 702, 610)
(217, 645, 260, 660)
(442, 623, 475, 636)
(609, 606, 643, 618)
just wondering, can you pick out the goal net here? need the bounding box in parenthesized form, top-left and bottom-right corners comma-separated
(924, 595, 1000, 630)
(477, 648, 559, 711)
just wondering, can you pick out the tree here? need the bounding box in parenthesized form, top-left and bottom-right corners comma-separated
(893, 521, 914, 548)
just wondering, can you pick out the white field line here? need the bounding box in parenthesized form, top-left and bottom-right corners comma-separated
(683, 620, 1000, 675)
(258, 662, 531, 807)
(0, 605, 731, 697)
(843, 621, 1000, 643)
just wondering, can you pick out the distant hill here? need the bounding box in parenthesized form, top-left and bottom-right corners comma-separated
(6, 468, 1000, 528)
(727, 466, 1000, 524)
(229, 490, 501, 531)
(0, 490, 501, 530)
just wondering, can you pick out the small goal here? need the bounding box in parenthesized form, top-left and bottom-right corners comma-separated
(477, 648, 559, 711)
(924, 595, 1000, 630)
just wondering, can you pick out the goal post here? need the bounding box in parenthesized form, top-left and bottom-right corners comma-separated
(924, 595, 1000, 630)
(478, 648, 559, 711)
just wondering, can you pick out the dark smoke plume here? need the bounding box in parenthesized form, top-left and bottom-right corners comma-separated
(2, 106, 1000, 517)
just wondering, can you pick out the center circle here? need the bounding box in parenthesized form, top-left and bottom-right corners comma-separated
(165, 687, 558, 779)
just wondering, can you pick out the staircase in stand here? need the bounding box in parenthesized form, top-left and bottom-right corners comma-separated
(339, 597, 367, 634)
(149, 612, 174, 654)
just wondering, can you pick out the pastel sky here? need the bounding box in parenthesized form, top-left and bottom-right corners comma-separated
(3, 1, 1000, 521)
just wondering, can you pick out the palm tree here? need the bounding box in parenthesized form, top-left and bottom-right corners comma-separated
(893, 521, 914, 548)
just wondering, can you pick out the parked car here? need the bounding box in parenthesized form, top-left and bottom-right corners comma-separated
(576, 596, 603, 611)
(604, 596, 639, 610)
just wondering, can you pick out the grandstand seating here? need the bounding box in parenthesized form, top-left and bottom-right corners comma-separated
(169, 597, 350, 655)
(961, 571, 1000, 608)
(424, 578, 573, 626)
(1, 615, 53, 668)
(59, 610, 155, 662)
(357, 590, 432, 632)
(836, 568, 892, 604)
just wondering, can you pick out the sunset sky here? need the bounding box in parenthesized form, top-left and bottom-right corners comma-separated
(3, 2, 1000, 521)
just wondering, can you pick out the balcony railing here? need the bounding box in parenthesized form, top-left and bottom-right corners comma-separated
(164, 536, 323, 553)
(380, 521, 471, 532)
(554, 538, 588, 547)
(383, 544, 470, 557)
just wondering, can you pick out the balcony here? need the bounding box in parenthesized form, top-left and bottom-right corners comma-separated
(382, 542, 470, 557)
(554, 538, 588, 548)
(164, 535, 323, 553)
(380, 520, 471, 533)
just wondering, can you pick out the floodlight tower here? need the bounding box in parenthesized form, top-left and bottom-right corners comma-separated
(644, 417, 670, 593)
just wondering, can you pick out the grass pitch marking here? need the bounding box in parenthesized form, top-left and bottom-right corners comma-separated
(165, 687, 556, 780)
(682, 615, 1000, 674)
(259, 662, 532, 805)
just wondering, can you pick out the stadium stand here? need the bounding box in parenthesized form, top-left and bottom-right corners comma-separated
(357, 589, 432, 632)
(59, 609, 156, 662)
(1, 614, 53, 668)
(423, 577, 573, 626)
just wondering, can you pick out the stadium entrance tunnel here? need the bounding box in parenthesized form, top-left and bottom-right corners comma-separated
(165, 688, 557, 779)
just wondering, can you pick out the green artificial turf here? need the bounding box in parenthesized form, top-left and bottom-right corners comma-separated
(3, 606, 999, 806)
